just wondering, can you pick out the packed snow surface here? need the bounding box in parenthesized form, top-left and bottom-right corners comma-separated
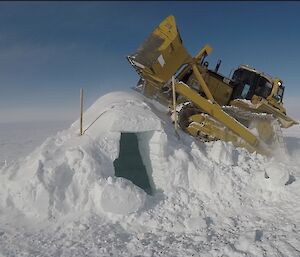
(0, 91, 300, 256)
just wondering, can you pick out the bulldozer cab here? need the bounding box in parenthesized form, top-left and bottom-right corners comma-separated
(229, 65, 298, 128)
(231, 65, 281, 102)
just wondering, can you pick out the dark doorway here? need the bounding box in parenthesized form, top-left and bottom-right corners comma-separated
(114, 133, 152, 194)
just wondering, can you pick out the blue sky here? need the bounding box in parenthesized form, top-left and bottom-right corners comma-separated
(1, 1, 300, 122)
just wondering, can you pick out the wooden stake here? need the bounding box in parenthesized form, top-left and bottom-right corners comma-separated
(80, 88, 83, 135)
(172, 76, 179, 138)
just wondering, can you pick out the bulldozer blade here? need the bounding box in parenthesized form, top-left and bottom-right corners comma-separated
(127, 15, 191, 84)
(222, 105, 287, 153)
(230, 99, 299, 128)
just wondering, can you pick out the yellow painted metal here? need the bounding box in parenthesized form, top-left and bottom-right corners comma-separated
(128, 15, 297, 155)
(191, 63, 215, 102)
(133, 15, 191, 84)
(174, 45, 213, 84)
(188, 114, 238, 142)
(186, 114, 257, 152)
(231, 98, 298, 128)
(172, 76, 179, 136)
(175, 82, 259, 147)
(186, 113, 275, 155)
(196, 66, 233, 106)
(194, 44, 213, 62)
(264, 78, 286, 113)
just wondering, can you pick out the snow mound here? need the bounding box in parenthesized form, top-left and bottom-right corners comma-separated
(1, 90, 300, 256)
(0, 91, 295, 220)
(0, 91, 161, 219)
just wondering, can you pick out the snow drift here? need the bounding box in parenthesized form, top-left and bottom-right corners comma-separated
(1, 91, 300, 256)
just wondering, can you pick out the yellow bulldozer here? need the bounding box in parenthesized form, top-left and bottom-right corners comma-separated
(127, 15, 298, 156)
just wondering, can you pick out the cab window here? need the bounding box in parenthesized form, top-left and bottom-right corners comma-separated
(255, 77, 273, 98)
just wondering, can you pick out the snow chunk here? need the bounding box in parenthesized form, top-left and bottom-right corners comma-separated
(100, 177, 146, 215)
(207, 140, 235, 165)
(265, 161, 289, 187)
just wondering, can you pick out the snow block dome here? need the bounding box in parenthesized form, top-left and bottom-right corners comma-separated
(0, 91, 166, 218)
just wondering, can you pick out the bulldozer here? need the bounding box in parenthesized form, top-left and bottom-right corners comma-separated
(127, 15, 298, 156)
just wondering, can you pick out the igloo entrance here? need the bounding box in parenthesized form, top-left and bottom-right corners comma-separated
(113, 133, 152, 194)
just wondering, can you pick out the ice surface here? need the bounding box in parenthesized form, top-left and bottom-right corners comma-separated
(0, 91, 300, 256)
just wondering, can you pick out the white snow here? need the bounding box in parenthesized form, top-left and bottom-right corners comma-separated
(100, 177, 146, 215)
(0, 91, 300, 256)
